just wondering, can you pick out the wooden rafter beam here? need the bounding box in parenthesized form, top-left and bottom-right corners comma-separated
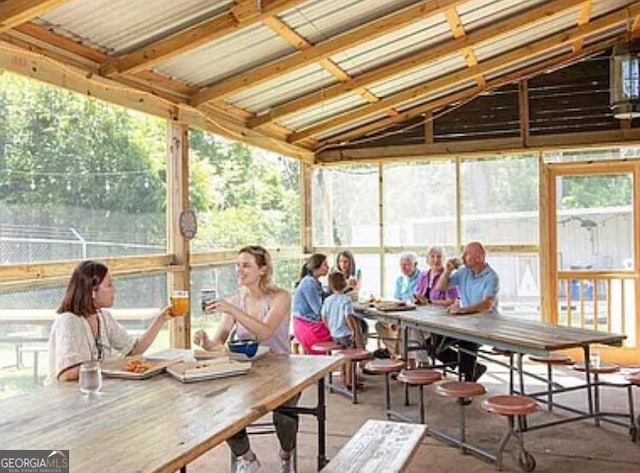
(99, 0, 308, 77)
(572, 1, 592, 52)
(316, 127, 640, 164)
(290, 4, 638, 144)
(316, 34, 622, 149)
(248, 0, 590, 129)
(0, 0, 69, 33)
(444, 7, 485, 87)
(261, 16, 383, 108)
(190, 0, 468, 106)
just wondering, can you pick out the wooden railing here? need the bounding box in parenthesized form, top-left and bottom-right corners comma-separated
(555, 272, 637, 346)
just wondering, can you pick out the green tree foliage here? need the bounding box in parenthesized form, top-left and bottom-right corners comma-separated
(0, 71, 300, 256)
(561, 174, 632, 209)
(189, 130, 300, 249)
(0, 73, 164, 213)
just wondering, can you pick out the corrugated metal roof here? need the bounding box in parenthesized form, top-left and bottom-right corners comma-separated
(330, 15, 452, 77)
(281, 0, 421, 45)
(155, 23, 294, 88)
(473, 9, 582, 62)
(37, 0, 233, 55)
(459, 0, 550, 31)
(228, 64, 336, 113)
(315, 112, 391, 142)
(11, 0, 635, 150)
(281, 93, 368, 130)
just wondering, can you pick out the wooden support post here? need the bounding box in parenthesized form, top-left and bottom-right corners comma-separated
(424, 111, 434, 144)
(167, 118, 191, 348)
(519, 79, 530, 148)
(539, 151, 553, 323)
(301, 163, 313, 255)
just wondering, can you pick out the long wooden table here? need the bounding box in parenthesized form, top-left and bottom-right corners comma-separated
(357, 304, 626, 357)
(0, 354, 343, 472)
(356, 304, 632, 438)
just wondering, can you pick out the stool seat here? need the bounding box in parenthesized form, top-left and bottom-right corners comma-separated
(482, 395, 539, 416)
(338, 348, 372, 362)
(397, 369, 441, 385)
(365, 358, 404, 374)
(529, 353, 572, 364)
(625, 373, 640, 385)
(311, 341, 343, 353)
(436, 381, 486, 398)
(572, 363, 619, 375)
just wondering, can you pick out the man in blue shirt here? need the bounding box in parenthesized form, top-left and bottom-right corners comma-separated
(435, 241, 499, 382)
(375, 252, 420, 357)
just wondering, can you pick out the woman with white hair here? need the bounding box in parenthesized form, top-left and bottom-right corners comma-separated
(374, 252, 420, 358)
(414, 246, 459, 306)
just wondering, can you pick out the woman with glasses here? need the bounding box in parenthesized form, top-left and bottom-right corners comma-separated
(48, 260, 171, 382)
(193, 245, 295, 473)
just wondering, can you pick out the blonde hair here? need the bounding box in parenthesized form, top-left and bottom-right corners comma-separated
(238, 245, 281, 294)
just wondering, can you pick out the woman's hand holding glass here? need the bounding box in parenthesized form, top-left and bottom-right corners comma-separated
(158, 305, 173, 322)
(203, 299, 235, 316)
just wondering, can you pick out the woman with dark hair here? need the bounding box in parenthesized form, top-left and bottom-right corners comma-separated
(292, 253, 332, 354)
(334, 250, 362, 299)
(193, 245, 295, 473)
(48, 260, 172, 382)
(334, 249, 368, 342)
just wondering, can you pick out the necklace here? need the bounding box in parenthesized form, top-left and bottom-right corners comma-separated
(84, 312, 102, 361)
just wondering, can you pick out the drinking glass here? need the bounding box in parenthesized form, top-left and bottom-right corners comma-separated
(589, 350, 601, 369)
(201, 288, 217, 311)
(170, 290, 190, 317)
(79, 361, 102, 394)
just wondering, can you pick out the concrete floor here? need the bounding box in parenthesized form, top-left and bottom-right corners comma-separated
(189, 360, 640, 472)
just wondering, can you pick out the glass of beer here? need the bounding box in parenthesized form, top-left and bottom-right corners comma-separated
(170, 290, 189, 317)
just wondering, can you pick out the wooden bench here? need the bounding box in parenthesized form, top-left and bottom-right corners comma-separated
(320, 419, 426, 473)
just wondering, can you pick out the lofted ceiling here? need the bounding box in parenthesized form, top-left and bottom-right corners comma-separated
(0, 0, 638, 163)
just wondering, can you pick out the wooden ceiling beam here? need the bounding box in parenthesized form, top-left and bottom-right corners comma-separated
(444, 7, 486, 87)
(7, 23, 194, 100)
(572, 1, 592, 52)
(99, 0, 308, 77)
(316, 127, 640, 164)
(290, 5, 637, 144)
(191, 0, 468, 106)
(0, 0, 69, 33)
(248, 0, 590, 129)
(316, 34, 623, 149)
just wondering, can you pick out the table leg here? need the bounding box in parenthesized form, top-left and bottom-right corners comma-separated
(317, 377, 328, 470)
(583, 346, 595, 423)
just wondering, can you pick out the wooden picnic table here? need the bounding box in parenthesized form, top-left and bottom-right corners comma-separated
(356, 304, 625, 356)
(0, 353, 343, 473)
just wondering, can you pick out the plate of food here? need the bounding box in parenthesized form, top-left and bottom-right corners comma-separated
(166, 358, 251, 383)
(101, 356, 179, 380)
(372, 300, 416, 312)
